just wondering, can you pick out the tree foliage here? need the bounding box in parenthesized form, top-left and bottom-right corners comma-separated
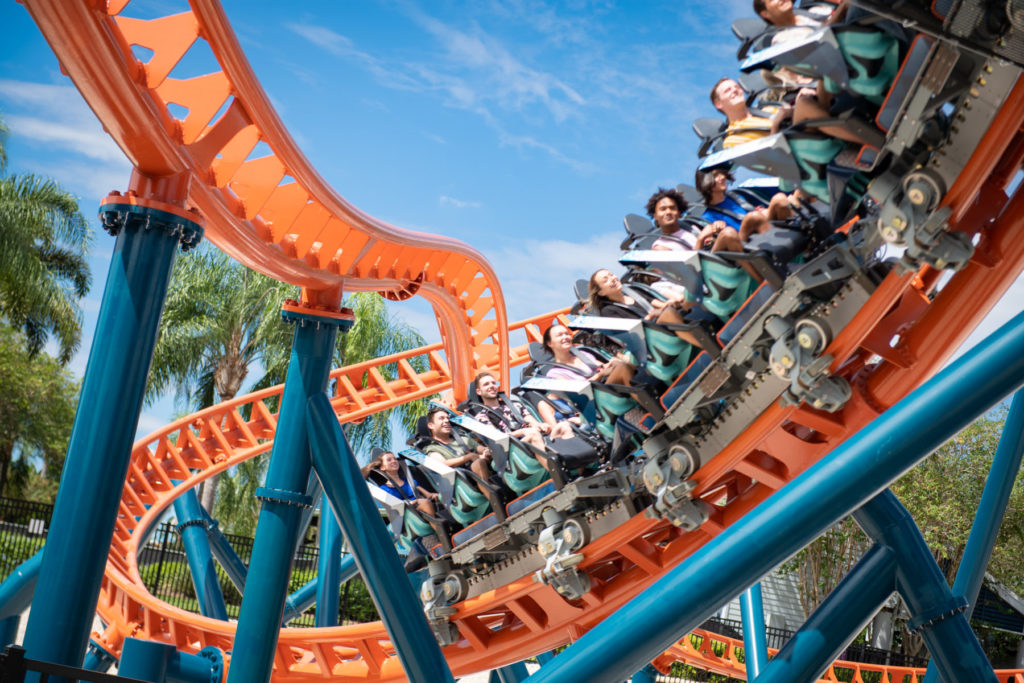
(891, 407, 1023, 593)
(0, 114, 92, 363)
(0, 323, 80, 500)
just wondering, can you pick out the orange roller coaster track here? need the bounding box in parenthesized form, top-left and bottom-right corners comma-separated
(19, 0, 1024, 681)
(22, 0, 510, 400)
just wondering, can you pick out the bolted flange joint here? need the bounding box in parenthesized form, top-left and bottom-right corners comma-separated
(255, 486, 313, 508)
(98, 193, 203, 252)
(280, 299, 356, 331)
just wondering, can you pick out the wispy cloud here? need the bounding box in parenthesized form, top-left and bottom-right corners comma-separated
(287, 11, 597, 174)
(0, 79, 132, 198)
(439, 195, 481, 209)
(484, 231, 623, 320)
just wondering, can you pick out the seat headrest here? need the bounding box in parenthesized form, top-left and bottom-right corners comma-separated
(415, 415, 431, 439)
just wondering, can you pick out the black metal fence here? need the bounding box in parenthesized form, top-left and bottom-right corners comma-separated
(0, 497, 53, 580)
(0, 497, 378, 627)
(700, 616, 930, 668)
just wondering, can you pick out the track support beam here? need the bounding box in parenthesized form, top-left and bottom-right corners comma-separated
(307, 391, 454, 682)
(226, 303, 346, 683)
(22, 192, 201, 680)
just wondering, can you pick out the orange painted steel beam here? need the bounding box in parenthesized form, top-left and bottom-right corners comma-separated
(654, 627, 1024, 682)
(21, 0, 510, 398)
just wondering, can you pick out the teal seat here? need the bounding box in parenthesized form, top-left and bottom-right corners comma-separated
(787, 133, 845, 202)
(502, 442, 550, 495)
(402, 507, 434, 539)
(449, 476, 491, 527)
(643, 322, 695, 384)
(591, 383, 638, 439)
(699, 256, 758, 322)
(830, 28, 901, 104)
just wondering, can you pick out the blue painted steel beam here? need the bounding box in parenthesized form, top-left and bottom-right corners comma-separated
(630, 664, 658, 683)
(739, 583, 767, 679)
(283, 554, 357, 624)
(307, 392, 454, 683)
(923, 389, 1024, 683)
(83, 641, 117, 673)
(199, 509, 248, 594)
(173, 488, 228, 620)
(1, 617, 19, 648)
(854, 492, 995, 682)
(293, 472, 323, 556)
(315, 492, 343, 627)
(226, 313, 341, 683)
(490, 661, 529, 683)
(754, 543, 896, 683)
(525, 309, 1024, 683)
(22, 203, 200, 679)
(119, 637, 224, 683)
(0, 550, 41, 620)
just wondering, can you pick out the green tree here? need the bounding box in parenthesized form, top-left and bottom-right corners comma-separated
(0, 114, 92, 363)
(146, 245, 296, 511)
(0, 322, 80, 499)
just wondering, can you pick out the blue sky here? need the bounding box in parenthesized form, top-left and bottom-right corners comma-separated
(1, 0, 1022, 440)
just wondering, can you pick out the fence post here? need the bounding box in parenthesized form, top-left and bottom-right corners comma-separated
(152, 522, 172, 600)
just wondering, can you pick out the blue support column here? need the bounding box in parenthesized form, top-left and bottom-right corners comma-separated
(489, 661, 529, 682)
(226, 305, 346, 683)
(524, 309, 1024, 683)
(739, 583, 768, 679)
(755, 543, 896, 683)
(307, 392, 454, 682)
(83, 641, 117, 673)
(923, 388, 1024, 683)
(315, 492, 343, 627)
(294, 472, 323, 556)
(283, 554, 357, 624)
(630, 664, 658, 683)
(0, 550, 41, 620)
(22, 197, 201, 679)
(535, 651, 556, 666)
(120, 637, 223, 683)
(853, 491, 995, 682)
(0, 617, 19, 648)
(173, 488, 228, 620)
(199, 510, 248, 595)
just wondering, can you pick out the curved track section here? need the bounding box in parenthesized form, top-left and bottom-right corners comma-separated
(654, 628, 1024, 682)
(22, 0, 510, 396)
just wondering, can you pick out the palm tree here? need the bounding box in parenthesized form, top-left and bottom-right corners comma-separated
(146, 245, 296, 510)
(150, 245, 433, 516)
(0, 114, 92, 363)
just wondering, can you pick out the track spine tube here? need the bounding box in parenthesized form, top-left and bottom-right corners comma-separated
(173, 488, 228, 620)
(922, 389, 1024, 683)
(21, 199, 198, 681)
(314, 491, 343, 627)
(226, 310, 340, 683)
(853, 492, 996, 682)
(524, 311, 1024, 683)
(754, 543, 896, 683)
(307, 392, 454, 683)
(739, 583, 768, 679)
